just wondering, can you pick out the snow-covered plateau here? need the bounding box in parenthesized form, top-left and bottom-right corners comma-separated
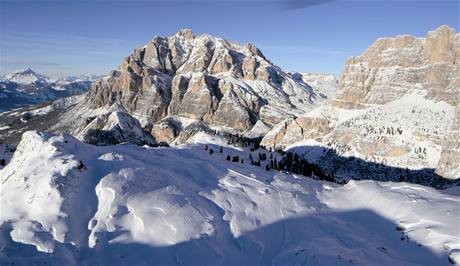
(0, 131, 458, 265)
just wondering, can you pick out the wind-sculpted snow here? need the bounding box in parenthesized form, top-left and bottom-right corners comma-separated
(0, 131, 459, 265)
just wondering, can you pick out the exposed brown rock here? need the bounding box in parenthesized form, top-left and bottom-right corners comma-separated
(335, 25, 460, 108)
(83, 29, 325, 135)
(437, 101, 460, 179)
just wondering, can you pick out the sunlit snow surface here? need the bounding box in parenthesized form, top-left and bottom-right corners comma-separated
(280, 90, 456, 172)
(0, 131, 459, 265)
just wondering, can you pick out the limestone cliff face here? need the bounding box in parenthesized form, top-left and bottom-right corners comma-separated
(437, 102, 460, 179)
(85, 29, 328, 132)
(335, 25, 459, 108)
(262, 26, 460, 180)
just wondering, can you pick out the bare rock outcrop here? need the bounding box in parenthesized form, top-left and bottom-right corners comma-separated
(436, 101, 460, 179)
(261, 116, 332, 149)
(79, 107, 155, 146)
(262, 26, 459, 180)
(151, 117, 181, 144)
(83, 29, 331, 135)
(335, 25, 459, 108)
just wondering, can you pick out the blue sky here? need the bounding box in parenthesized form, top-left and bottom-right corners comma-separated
(1, 0, 459, 77)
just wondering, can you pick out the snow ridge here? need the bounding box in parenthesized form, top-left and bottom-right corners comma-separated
(0, 131, 458, 265)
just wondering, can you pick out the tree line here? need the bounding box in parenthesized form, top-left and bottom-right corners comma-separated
(203, 132, 341, 184)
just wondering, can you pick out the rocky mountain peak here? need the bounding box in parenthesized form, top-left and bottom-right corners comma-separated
(261, 26, 460, 181)
(173, 28, 195, 39)
(335, 25, 459, 108)
(427, 24, 456, 38)
(84, 30, 332, 133)
(5, 68, 49, 84)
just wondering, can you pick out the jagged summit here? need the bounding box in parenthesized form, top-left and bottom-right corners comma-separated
(172, 28, 195, 39)
(79, 29, 333, 138)
(4, 67, 50, 84)
(12, 67, 35, 74)
(428, 24, 456, 36)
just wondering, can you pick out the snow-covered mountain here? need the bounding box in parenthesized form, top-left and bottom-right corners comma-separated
(13, 29, 334, 149)
(80, 29, 335, 130)
(0, 69, 102, 112)
(1, 27, 458, 183)
(3, 67, 50, 85)
(0, 130, 458, 265)
(262, 25, 460, 181)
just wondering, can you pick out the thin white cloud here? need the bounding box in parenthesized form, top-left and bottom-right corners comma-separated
(1, 32, 140, 57)
(0, 32, 144, 75)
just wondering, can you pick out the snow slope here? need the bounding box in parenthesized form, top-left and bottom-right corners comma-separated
(0, 131, 458, 265)
(327, 91, 454, 168)
(268, 89, 456, 179)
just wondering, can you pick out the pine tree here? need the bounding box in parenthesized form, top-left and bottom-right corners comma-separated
(76, 160, 86, 171)
(205, 144, 208, 151)
(219, 146, 223, 153)
(226, 155, 231, 161)
(209, 149, 214, 154)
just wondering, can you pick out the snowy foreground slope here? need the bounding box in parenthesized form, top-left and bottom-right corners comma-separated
(1, 131, 459, 265)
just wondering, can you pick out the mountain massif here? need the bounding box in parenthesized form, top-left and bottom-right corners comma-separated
(261, 25, 460, 181)
(0, 26, 458, 182)
(46, 29, 332, 147)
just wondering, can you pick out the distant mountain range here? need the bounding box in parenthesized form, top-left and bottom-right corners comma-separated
(0, 68, 102, 112)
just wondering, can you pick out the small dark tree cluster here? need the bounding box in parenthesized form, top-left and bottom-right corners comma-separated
(202, 131, 342, 184)
(275, 152, 335, 182)
(76, 160, 86, 171)
(248, 153, 261, 166)
(83, 129, 120, 146)
(221, 132, 262, 151)
(258, 153, 267, 161)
